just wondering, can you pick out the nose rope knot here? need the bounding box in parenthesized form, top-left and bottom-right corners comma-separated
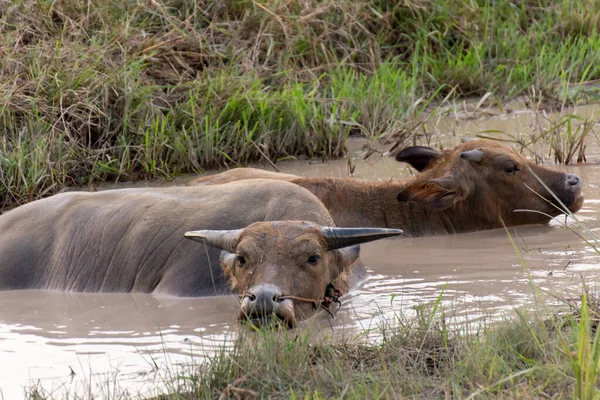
(238, 283, 343, 318)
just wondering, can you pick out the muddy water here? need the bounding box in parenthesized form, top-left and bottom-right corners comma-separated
(2, 104, 600, 398)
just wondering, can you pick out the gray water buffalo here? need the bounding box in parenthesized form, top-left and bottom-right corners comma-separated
(187, 139, 584, 236)
(0, 180, 401, 327)
(186, 221, 399, 327)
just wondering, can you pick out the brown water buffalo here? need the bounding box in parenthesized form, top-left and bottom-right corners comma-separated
(0, 179, 401, 327)
(187, 139, 584, 236)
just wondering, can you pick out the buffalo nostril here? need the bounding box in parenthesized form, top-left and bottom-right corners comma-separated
(565, 174, 581, 189)
(245, 285, 282, 315)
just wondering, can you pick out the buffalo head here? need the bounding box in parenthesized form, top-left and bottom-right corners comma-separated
(185, 221, 402, 328)
(396, 139, 584, 228)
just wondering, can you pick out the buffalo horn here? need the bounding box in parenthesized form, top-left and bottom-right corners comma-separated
(459, 149, 485, 162)
(321, 227, 403, 250)
(184, 229, 243, 253)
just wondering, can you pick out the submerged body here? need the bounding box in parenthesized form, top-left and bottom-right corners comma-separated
(188, 139, 584, 236)
(0, 180, 351, 296)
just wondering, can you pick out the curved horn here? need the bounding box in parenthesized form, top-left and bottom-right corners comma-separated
(460, 149, 485, 162)
(184, 229, 243, 253)
(320, 227, 403, 250)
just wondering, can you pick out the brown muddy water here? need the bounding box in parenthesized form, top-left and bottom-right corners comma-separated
(2, 103, 600, 398)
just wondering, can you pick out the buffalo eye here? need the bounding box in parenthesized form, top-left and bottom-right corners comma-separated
(307, 255, 321, 265)
(236, 255, 246, 266)
(504, 164, 519, 175)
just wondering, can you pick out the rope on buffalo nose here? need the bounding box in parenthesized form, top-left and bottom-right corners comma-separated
(238, 283, 343, 318)
(280, 283, 343, 318)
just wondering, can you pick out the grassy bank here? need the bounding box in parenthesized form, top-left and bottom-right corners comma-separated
(2, 0, 600, 208)
(175, 295, 597, 399)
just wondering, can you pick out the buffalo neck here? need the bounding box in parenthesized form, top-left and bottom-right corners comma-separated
(291, 177, 462, 237)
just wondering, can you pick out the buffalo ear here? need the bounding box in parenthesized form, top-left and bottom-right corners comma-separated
(219, 252, 240, 291)
(397, 176, 468, 210)
(328, 245, 360, 280)
(395, 146, 442, 172)
(219, 251, 236, 271)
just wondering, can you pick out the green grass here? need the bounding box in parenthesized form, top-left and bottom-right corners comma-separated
(2, 0, 600, 208)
